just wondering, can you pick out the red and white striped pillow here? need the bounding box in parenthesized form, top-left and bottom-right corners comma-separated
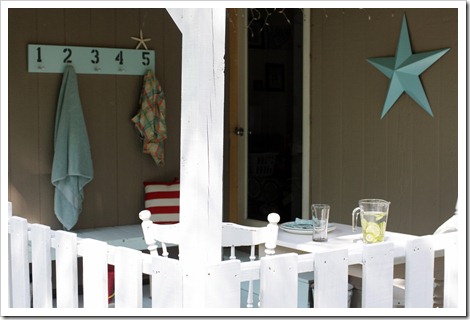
(144, 180, 180, 224)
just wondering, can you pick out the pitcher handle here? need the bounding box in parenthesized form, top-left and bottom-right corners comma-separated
(352, 207, 361, 232)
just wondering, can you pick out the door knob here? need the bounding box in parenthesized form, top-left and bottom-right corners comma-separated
(234, 127, 244, 136)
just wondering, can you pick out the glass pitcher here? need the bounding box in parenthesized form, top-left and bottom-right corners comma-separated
(352, 199, 390, 244)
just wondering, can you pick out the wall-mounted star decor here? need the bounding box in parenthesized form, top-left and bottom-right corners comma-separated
(367, 14, 449, 118)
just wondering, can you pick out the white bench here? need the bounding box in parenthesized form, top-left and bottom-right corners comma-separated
(73, 224, 147, 251)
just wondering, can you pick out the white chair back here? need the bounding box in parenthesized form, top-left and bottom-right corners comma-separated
(221, 213, 280, 258)
(221, 214, 280, 307)
(139, 210, 280, 307)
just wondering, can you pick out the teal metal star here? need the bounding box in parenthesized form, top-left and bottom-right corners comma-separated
(367, 14, 449, 118)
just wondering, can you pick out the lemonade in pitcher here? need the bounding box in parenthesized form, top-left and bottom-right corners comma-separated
(352, 199, 390, 244)
(360, 211, 388, 243)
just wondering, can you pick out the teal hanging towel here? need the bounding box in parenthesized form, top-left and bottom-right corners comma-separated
(51, 65, 93, 230)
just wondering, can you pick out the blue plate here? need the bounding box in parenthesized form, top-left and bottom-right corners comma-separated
(280, 222, 336, 234)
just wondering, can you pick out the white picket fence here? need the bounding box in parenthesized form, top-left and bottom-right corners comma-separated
(7, 216, 458, 309)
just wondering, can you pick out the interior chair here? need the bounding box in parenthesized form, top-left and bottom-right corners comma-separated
(393, 200, 458, 308)
(139, 210, 280, 308)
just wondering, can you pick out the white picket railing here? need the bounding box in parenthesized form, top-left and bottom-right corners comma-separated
(7, 216, 458, 309)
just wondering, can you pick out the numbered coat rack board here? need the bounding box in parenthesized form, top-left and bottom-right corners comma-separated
(28, 44, 155, 75)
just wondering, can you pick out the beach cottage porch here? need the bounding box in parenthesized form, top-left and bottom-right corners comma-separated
(3, 6, 464, 317)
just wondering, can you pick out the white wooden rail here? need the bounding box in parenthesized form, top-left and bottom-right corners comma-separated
(7, 216, 458, 309)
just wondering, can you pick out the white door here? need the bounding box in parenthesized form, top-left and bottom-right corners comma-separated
(235, 9, 310, 226)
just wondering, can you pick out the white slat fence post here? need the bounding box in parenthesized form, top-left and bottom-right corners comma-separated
(361, 242, 394, 307)
(114, 247, 143, 308)
(9, 216, 31, 308)
(151, 255, 183, 308)
(30, 224, 53, 308)
(80, 238, 108, 308)
(404, 236, 434, 307)
(314, 249, 349, 308)
(55, 231, 79, 308)
(443, 232, 458, 308)
(259, 253, 298, 308)
(205, 260, 241, 307)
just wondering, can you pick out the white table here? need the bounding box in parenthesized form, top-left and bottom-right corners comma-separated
(275, 223, 419, 307)
(277, 222, 418, 266)
(276, 222, 419, 284)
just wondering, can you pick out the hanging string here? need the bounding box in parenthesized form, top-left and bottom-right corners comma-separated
(247, 8, 292, 37)
(278, 9, 291, 24)
(247, 8, 262, 38)
(240, 8, 398, 29)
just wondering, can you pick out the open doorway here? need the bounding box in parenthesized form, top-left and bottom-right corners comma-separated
(230, 8, 309, 225)
(246, 8, 304, 223)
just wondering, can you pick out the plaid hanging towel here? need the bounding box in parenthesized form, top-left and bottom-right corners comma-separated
(132, 69, 167, 166)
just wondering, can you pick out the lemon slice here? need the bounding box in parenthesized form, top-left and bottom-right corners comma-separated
(380, 222, 387, 234)
(366, 222, 380, 236)
(365, 233, 376, 243)
(374, 213, 384, 220)
(364, 222, 381, 243)
(361, 218, 368, 230)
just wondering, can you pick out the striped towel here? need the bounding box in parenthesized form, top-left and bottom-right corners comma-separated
(132, 69, 167, 166)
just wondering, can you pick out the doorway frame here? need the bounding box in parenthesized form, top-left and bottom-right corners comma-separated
(229, 8, 311, 225)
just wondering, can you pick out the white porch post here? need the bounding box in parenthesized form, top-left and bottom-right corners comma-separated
(166, 8, 226, 307)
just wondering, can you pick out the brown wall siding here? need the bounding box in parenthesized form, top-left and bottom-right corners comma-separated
(8, 8, 182, 230)
(310, 8, 458, 235)
(9, 8, 459, 236)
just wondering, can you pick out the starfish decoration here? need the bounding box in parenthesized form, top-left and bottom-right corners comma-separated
(131, 30, 151, 50)
(367, 14, 449, 118)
